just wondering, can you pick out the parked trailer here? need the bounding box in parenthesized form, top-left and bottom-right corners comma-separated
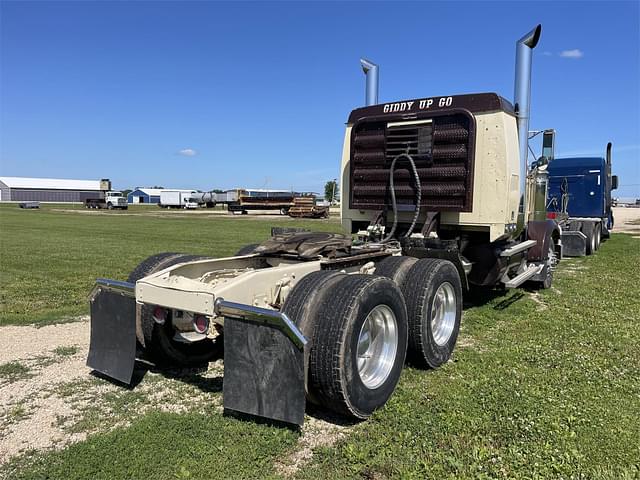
(546, 143, 619, 256)
(214, 189, 296, 215)
(18, 201, 40, 209)
(88, 25, 560, 426)
(288, 196, 329, 218)
(190, 191, 217, 208)
(159, 190, 198, 209)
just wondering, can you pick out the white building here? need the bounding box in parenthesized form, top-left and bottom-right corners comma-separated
(0, 176, 106, 202)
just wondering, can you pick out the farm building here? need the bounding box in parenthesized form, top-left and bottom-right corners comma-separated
(0, 176, 106, 203)
(127, 188, 162, 204)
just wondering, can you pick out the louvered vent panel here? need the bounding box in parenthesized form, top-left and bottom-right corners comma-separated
(350, 114, 473, 211)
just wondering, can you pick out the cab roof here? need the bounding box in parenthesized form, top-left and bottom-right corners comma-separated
(548, 157, 606, 174)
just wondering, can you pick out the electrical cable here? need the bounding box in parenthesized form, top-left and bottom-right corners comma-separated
(381, 152, 422, 242)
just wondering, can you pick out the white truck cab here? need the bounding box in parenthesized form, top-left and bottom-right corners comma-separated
(105, 191, 128, 209)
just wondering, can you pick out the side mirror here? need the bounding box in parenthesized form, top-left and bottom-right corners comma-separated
(612, 175, 619, 190)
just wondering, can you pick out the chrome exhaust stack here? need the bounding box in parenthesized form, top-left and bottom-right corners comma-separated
(606, 142, 612, 165)
(514, 24, 542, 221)
(360, 58, 379, 106)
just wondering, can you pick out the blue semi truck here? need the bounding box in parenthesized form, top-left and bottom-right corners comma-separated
(546, 143, 618, 256)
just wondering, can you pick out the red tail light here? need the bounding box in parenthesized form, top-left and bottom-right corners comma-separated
(547, 212, 557, 219)
(152, 306, 167, 324)
(193, 315, 209, 334)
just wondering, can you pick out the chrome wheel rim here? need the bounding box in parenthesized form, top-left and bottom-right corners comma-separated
(431, 282, 457, 346)
(356, 305, 398, 389)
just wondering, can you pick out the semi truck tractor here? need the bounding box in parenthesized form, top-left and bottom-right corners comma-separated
(83, 179, 128, 210)
(546, 143, 618, 256)
(87, 25, 560, 426)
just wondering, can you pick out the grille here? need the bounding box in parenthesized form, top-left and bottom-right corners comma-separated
(350, 113, 473, 211)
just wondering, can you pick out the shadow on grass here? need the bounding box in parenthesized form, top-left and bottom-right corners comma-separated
(90, 358, 223, 393)
(91, 357, 361, 430)
(222, 409, 302, 432)
(462, 287, 518, 310)
(305, 402, 360, 428)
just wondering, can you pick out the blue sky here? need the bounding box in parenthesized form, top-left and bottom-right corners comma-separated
(1, 1, 639, 197)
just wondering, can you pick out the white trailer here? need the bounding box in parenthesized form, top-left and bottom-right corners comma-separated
(159, 190, 197, 209)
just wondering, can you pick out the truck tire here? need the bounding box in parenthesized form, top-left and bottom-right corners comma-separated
(304, 274, 408, 419)
(594, 223, 601, 250)
(235, 243, 259, 256)
(402, 259, 462, 369)
(127, 252, 221, 367)
(584, 223, 596, 255)
(107, 202, 113, 210)
(281, 270, 346, 405)
(374, 256, 418, 288)
(532, 241, 555, 290)
(281, 271, 346, 340)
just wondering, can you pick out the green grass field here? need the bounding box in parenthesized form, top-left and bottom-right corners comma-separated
(1, 203, 639, 479)
(0, 203, 341, 326)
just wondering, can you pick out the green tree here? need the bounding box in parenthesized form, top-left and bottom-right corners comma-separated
(325, 179, 338, 203)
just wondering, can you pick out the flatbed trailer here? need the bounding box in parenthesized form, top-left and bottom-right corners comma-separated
(88, 25, 563, 426)
(204, 189, 296, 215)
(288, 196, 329, 218)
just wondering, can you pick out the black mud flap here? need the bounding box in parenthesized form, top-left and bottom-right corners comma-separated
(561, 231, 587, 257)
(87, 285, 137, 385)
(223, 317, 306, 426)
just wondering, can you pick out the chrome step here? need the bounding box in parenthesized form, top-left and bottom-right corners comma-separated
(504, 264, 543, 288)
(500, 239, 538, 257)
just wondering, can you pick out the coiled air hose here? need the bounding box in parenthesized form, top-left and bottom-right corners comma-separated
(381, 152, 422, 242)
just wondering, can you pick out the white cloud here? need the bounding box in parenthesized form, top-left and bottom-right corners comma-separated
(178, 148, 197, 156)
(559, 49, 584, 58)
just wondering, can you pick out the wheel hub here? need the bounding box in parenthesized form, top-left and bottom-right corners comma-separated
(431, 282, 456, 346)
(356, 305, 398, 389)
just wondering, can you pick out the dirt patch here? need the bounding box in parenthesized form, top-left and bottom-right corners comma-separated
(528, 291, 548, 311)
(556, 262, 588, 277)
(612, 207, 640, 233)
(456, 335, 477, 349)
(0, 319, 89, 364)
(0, 320, 224, 465)
(274, 413, 351, 478)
